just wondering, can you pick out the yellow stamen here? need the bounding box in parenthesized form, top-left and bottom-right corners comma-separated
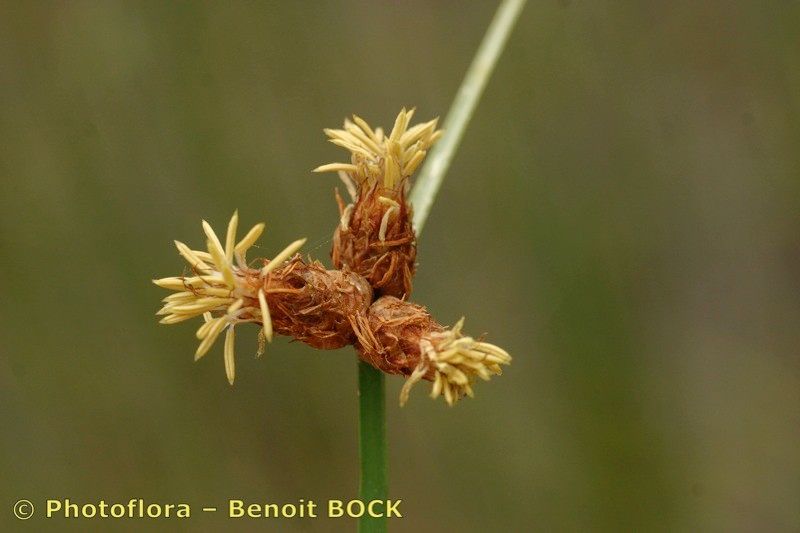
(262, 238, 306, 276)
(224, 326, 236, 385)
(258, 289, 273, 343)
(235, 223, 265, 256)
(224, 210, 238, 263)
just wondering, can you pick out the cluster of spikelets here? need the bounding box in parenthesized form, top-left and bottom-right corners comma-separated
(153, 109, 510, 406)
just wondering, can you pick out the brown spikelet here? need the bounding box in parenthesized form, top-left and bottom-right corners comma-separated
(317, 109, 443, 300)
(352, 295, 440, 377)
(332, 181, 416, 299)
(246, 257, 373, 350)
(354, 296, 512, 406)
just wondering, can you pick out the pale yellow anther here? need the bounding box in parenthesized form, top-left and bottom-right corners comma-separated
(202, 220, 225, 261)
(224, 325, 236, 385)
(352, 115, 378, 141)
(463, 383, 475, 398)
(197, 287, 234, 298)
(379, 205, 398, 242)
(378, 196, 400, 208)
(313, 163, 359, 174)
(431, 372, 443, 399)
(262, 238, 306, 276)
(388, 108, 407, 143)
(227, 298, 244, 315)
(443, 381, 455, 406)
(399, 362, 429, 407)
(196, 315, 216, 339)
(340, 204, 354, 231)
(174, 241, 212, 272)
(475, 342, 511, 361)
(235, 222, 265, 257)
(159, 314, 194, 325)
(345, 122, 382, 154)
(162, 291, 194, 303)
(194, 317, 227, 360)
(207, 239, 235, 287)
(338, 171, 358, 201)
(224, 210, 238, 263)
(402, 150, 426, 176)
(192, 250, 214, 262)
(152, 277, 187, 290)
(257, 289, 273, 343)
(329, 138, 372, 157)
(170, 297, 233, 315)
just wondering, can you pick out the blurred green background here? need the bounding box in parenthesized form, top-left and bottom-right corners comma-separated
(2, 1, 799, 531)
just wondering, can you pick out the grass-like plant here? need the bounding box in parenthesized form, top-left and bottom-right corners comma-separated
(152, 2, 525, 531)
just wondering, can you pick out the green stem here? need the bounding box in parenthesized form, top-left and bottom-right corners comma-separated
(358, 361, 386, 533)
(357, 1, 525, 531)
(410, 0, 528, 235)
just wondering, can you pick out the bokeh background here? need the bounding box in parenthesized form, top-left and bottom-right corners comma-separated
(2, 1, 799, 531)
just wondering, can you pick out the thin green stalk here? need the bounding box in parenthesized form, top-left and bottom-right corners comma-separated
(357, 1, 525, 531)
(358, 361, 386, 533)
(411, 0, 527, 235)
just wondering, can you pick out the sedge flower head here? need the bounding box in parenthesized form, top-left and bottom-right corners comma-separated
(320, 109, 436, 299)
(153, 107, 512, 408)
(153, 211, 306, 384)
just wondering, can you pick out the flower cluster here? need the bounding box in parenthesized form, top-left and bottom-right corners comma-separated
(154, 110, 510, 405)
(315, 108, 440, 299)
(353, 296, 512, 406)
